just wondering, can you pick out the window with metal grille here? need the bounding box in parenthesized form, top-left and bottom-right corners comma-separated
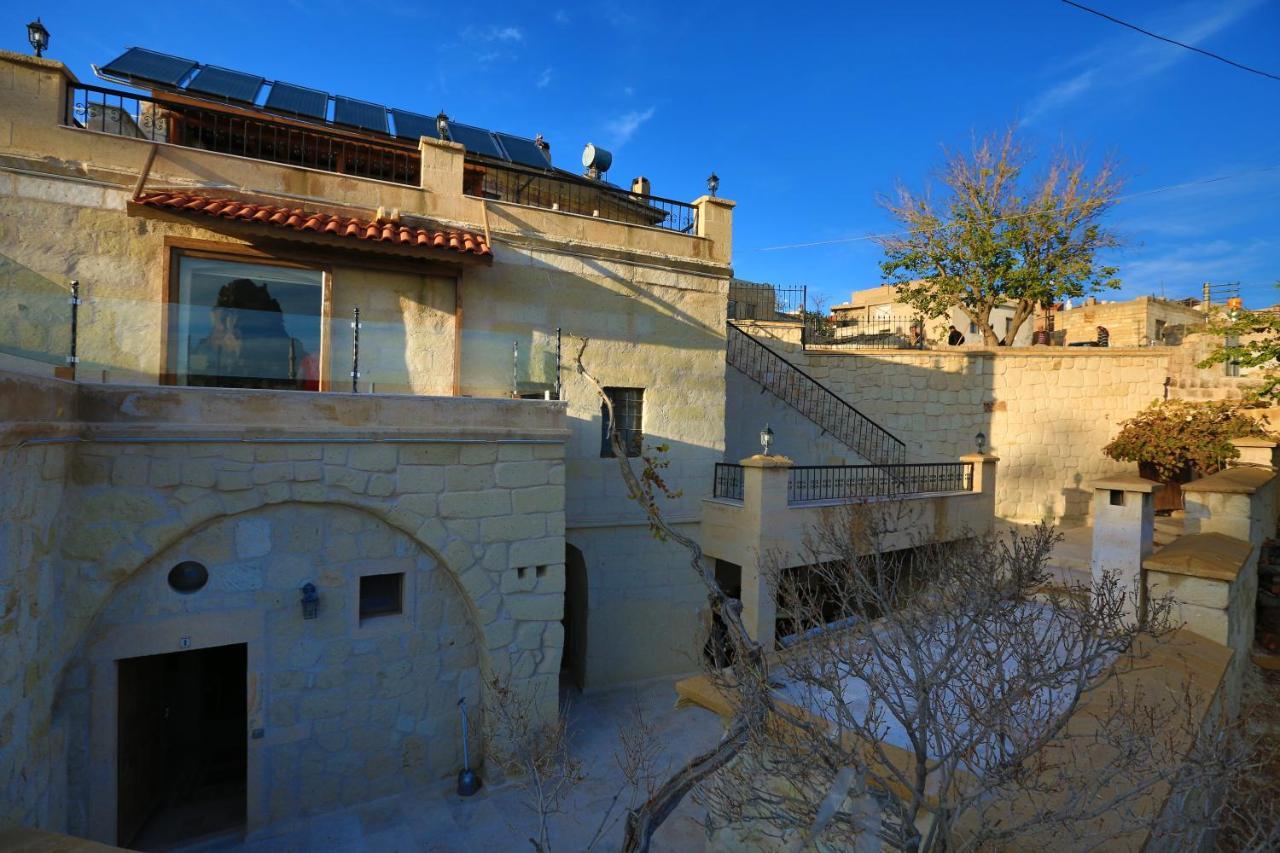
(601, 387, 644, 457)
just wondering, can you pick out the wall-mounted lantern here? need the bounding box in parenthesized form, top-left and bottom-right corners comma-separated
(436, 110, 450, 140)
(760, 423, 775, 456)
(975, 431, 987, 454)
(300, 582, 319, 620)
(27, 18, 49, 57)
(707, 172, 719, 197)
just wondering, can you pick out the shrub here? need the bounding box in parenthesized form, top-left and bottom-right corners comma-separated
(1103, 399, 1270, 481)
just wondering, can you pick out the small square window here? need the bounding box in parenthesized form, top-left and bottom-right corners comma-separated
(359, 573, 403, 621)
(601, 387, 644, 458)
(1109, 490, 1125, 507)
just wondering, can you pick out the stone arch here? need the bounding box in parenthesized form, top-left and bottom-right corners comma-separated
(56, 501, 486, 842)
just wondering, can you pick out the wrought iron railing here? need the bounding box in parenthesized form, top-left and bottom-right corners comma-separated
(65, 82, 420, 185)
(467, 160, 698, 234)
(713, 463, 745, 501)
(815, 313, 928, 350)
(726, 324, 906, 466)
(728, 281, 807, 322)
(787, 463, 973, 504)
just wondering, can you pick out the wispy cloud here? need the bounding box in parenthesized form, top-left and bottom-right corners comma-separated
(554, 9, 570, 25)
(537, 68, 553, 89)
(603, 107, 656, 149)
(1022, 0, 1266, 125)
(462, 24, 525, 43)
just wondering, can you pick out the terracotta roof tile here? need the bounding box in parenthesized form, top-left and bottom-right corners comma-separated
(133, 192, 492, 259)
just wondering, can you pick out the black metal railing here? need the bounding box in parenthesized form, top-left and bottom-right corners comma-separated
(468, 160, 698, 234)
(713, 463, 745, 501)
(728, 281, 807, 322)
(726, 324, 906, 466)
(787, 463, 973, 504)
(65, 82, 420, 186)
(814, 313, 928, 350)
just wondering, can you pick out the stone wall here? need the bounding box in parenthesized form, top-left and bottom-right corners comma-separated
(731, 323, 1186, 523)
(0, 371, 568, 840)
(1056, 296, 1207, 347)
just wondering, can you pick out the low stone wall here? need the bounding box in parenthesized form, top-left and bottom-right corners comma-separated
(0, 370, 568, 840)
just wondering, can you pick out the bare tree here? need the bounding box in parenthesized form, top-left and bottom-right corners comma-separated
(573, 337, 1265, 851)
(481, 677, 670, 852)
(878, 128, 1122, 346)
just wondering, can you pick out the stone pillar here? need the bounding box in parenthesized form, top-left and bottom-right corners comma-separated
(1230, 436, 1278, 470)
(418, 136, 466, 195)
(959, 453, 999, 532)
(1090, 475, 1162, 622)
(692, 195, 736, 266)
(738, 454, 792, 651)
(1183, 467, 1278, 545)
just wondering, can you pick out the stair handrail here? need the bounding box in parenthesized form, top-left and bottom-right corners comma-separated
(727, 323, 906, 465)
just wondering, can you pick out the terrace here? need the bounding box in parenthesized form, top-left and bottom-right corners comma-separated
(65, 80, 699, 235)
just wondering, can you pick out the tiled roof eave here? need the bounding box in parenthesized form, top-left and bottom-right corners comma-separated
(130, 192, 493, 262)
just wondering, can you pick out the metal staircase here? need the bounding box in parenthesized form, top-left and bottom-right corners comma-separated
(727, 323, 906, 466)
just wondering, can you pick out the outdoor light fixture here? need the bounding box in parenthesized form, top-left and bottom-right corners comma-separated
(707, 172, 719, 197)
(975, 431, 987, 453)
(300, 582, 319, 620)
(27, 18, 49, 58)
(435, 110, 450, 140)
(760, 423, 775, 456)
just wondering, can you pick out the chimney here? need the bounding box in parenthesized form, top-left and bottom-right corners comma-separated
(631, 176, 651, 196)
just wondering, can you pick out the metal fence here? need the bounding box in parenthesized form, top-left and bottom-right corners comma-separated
(787, 463, 974, 503)
(468, 160, 698, 234)
(810, 313, 927, 350)
(728, 281, 807, 322)
(65, 82, 420, 185)
(713, 463, 745, 501)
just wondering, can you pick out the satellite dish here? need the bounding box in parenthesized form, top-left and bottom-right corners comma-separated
(581, 143, 612, 173)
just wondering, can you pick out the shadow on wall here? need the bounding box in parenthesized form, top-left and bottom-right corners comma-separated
(0, 251, 72, 365)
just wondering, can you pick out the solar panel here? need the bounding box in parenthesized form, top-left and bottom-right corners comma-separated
(494, 132, 551, 169)
(186, 66, 264, 103)
(264, 82, 329, 119)
(390, 109, 441, 141)
(333, 97, 388, 134)
(444, 122, 506, 160)
(100, 47, 198, 87)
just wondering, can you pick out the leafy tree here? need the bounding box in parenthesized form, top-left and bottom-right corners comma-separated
(1103, 399, 1269, 481)
(1199, 287, 1280, 398)
(878, 129, 1123, 346)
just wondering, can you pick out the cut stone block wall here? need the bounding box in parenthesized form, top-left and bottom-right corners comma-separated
(0, 371, 567, 840)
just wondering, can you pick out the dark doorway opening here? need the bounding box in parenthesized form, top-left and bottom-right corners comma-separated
(704, 560, 742, 667)
(561, 544, 588, 692)
(117, 643, 247, 850)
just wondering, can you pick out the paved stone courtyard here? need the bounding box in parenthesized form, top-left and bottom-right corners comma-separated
(179, 676, 723, 852)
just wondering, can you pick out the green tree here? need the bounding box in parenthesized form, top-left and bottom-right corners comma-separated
(878, 129, 1123, 346)
(1199, 286, 1280, 398)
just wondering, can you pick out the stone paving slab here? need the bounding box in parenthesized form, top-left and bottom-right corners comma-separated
(177, 675, 722, 852)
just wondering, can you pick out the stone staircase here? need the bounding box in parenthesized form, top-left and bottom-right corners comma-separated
(726, 323, 907, 466)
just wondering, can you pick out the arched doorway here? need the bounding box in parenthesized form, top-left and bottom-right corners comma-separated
(562, 544, 588, 691)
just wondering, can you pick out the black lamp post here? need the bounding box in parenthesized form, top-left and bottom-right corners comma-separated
(707, 172, 719, 197)
(300, 582, 319, 619)
(760, 423, 775, 456)
(975, 432, 987, 454)
(436, 110, 450, 140)
(27, 18, 49, 58)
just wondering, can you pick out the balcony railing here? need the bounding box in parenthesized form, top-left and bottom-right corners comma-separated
(711, 462, 974, 505)
(728, 281, 807, 322)
(65, 82, 422, 186)
(787, 463, 973, 504)
(467, 159, 698, 234)
(0, 279, 561, 398)
(713, 462, 745, 501)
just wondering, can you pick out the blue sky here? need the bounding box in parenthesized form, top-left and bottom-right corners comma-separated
(9, 0, 1278, 306)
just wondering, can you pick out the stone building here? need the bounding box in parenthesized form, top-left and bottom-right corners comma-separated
(1055, 295, 1207, 347)
(830, 283, 1036, 347)
(0, 46, 732, 846)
